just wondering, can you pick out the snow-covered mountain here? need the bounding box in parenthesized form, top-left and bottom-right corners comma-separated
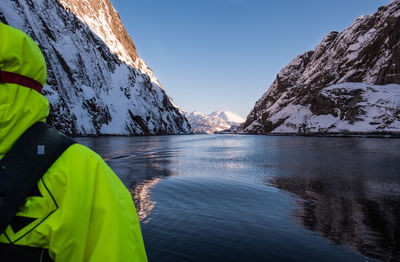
(185, 110, 245, 134)
(209, 110, 245, 126)
(0, 0, 190, 135)
(240, 2, 400, 135)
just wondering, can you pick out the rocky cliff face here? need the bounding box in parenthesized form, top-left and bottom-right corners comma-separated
(0, 0, 190, 135)
(240, 2, 400, 135)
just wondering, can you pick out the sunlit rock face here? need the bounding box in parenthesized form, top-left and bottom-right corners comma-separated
(0, 0, 190, 135)
(240, 2, 400, 135)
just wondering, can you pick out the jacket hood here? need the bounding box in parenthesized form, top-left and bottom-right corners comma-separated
(0, 23, 49, 160)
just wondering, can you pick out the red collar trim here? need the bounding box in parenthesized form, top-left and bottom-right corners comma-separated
(0, 70, 43, 93)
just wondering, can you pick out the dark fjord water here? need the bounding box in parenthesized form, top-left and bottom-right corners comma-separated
(75, 135, 400, 262)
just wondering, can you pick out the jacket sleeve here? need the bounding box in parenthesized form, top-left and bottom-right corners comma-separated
(46, 144, 148, 262)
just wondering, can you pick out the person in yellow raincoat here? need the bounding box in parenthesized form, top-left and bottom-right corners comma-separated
(0, 23, 147, 261)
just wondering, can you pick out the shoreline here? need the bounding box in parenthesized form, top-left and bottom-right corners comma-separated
(234, 131, 400, 138)
(71, 131, 400, 138)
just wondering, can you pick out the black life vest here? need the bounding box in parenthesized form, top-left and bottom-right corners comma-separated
(0, 122, 75, 261)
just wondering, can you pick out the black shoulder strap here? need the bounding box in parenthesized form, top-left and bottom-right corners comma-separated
(0, 243, 53, 262)
(0, 122, 75, 234)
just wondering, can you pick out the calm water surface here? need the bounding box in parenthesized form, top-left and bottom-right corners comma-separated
(75, 135, 400, 262)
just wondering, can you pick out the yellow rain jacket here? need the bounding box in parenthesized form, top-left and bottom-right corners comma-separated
(0, 23, 147, 261)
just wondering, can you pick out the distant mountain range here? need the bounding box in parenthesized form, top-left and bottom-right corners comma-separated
(185, 110, 245, 134)
(239, 1, 400, 136)
(0, 0, 190, 135)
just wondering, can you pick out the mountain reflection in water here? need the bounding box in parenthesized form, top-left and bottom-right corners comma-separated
(76, 135, 400, 262)
(269, 175, 400, 261)
(267, 138, 400, 262)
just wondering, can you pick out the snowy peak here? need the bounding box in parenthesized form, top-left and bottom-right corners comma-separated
(209, 110, 245, 125)
(240, 1, 400, 135)
(185, 110, 244, 134)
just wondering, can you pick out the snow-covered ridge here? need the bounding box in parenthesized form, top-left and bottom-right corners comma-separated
(185, 110, 244, 134)
(0, 0, 190, 135)
(240, 1, 400, 135)
(58, 0, 161, 87)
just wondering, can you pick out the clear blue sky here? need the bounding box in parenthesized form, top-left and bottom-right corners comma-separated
(110, 0, 390, 118)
